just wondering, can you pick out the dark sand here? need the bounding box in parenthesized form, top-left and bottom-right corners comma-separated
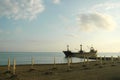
(0, 60, 120, 80)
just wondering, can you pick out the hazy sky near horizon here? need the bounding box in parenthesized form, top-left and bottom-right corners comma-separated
(0, 0, 120, 52)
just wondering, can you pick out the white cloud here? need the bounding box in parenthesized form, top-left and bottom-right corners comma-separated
(66, 33, 80, 38)
(92, 2, 120, 11)
(0, 0, 44, 20)
(77, 12, 117, 31)
(53, 0, 60, 4)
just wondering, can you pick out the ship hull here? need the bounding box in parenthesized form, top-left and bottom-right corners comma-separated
(63, 51, 97, 58)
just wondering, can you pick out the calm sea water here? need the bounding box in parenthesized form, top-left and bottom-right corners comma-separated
(0, 52, 120, 65)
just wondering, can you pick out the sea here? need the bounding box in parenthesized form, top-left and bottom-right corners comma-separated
(0, 52, 120, 65)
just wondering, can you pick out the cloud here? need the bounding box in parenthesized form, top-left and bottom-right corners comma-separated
(1, 27, 23, 35)
(77, 12, 117, 31)
(0, 29, 3, 33)
(53, 0, 60, 4)
(0, 29, 10, 34)
(15, 27, 23, 34)
(66, 33, 80, 38)
(0, 0, 44, 20)
(92, 2, 120, 11)
(59, 15, 69, 23)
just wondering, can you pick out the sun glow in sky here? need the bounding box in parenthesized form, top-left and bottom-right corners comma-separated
(0, 0, 120, 52)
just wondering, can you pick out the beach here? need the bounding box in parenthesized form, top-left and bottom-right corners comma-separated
(0, 60, 120, 80)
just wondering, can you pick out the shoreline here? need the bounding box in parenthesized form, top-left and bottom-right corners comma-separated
(0, 60, 120, 80)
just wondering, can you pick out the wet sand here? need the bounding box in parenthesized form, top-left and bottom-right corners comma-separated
(0, 61, 120, 80)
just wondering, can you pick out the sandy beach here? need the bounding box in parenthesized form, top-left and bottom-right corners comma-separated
(0, 60, 120, 80)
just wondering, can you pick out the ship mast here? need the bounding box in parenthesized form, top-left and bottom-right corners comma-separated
(67, 45, 69, 51)
(80, 44, 82, 51)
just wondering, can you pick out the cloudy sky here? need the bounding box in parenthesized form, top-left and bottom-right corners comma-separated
(0, 0, 120, 52)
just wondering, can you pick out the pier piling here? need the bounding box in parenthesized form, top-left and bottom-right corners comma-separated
(8, 58, 10, 71)
(13, 58, 16, 75)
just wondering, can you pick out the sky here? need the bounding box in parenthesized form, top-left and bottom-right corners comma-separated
(0, 0, 120, 52)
